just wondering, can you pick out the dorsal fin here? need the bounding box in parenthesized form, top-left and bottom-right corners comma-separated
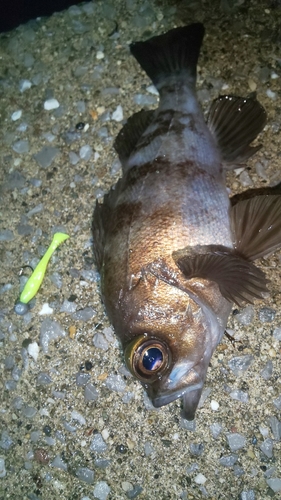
(207, 95, 266, 168)
(114, 109, 154, 165)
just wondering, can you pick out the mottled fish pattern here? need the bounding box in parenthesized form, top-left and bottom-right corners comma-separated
(93, 24, 281, 419)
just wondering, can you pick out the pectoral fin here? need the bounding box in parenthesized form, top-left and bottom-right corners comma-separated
(173, 246, 267, 306)
(207, 94, 266, 168)
(232, 194, 281, 260)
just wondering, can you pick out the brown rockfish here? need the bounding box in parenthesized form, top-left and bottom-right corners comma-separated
(93, 23, 281, 420)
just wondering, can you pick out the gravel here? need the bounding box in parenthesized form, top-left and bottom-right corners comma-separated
(1, 1, 281, 499)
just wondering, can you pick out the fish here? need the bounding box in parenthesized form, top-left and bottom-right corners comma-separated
(92, 23, 281, 420)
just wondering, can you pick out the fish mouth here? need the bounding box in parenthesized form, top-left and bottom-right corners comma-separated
(148, 365, 205, 420)
(152, 381, 203, 408)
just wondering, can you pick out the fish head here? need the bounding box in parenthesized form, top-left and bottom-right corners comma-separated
(123, 277, 231, 420)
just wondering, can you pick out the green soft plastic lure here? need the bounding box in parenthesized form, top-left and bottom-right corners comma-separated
(14, 232, 69, 315)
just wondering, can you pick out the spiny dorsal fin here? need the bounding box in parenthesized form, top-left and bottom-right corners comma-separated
(232, 195, 281, 260)
(130, 23, 205, 89)
(207, 95, 267, 168)
(173, 245, 267, 307)
(114, 109, 154, 165)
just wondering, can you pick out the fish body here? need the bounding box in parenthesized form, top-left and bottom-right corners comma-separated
(93, 24, 281, 419)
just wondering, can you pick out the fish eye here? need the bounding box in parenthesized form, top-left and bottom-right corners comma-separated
(124, 336, 170, 381)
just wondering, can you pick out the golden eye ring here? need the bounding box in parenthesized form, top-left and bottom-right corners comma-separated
(124, 335, 171, 381)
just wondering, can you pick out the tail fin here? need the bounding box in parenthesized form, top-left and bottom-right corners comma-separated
(130, 23, 205, 89)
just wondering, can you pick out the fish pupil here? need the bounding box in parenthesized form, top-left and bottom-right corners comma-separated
(142, 347, 163, 371)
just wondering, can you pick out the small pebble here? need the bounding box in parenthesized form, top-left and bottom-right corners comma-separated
(93, 332, 109, 350)
(34, 448, 50, 464)
(229, 389, 248, 403)
(76, 372, 91, 387)
(273, 327, 281, 340)
(241, 490, 255, 500)
(30, 431, 41, 442)
(37, 372, 52, 385)
(63, 421, 77, 433)
(234, 306, 254, 325)
(52, 390, 66, 400)
(12, 140, 29, 154)
(260, 360, 273, 380)
(51, 454, 68, 471)
(76, 122, 85, 130)
(210, 422, 223, 439)
(0, 431, 13, 450)
(112, 105, 123, 122)
(39, 303, 54, 315)
(273, 395, 281, 410)
(93, 481, 110, 500)
(94, 459, 110, 469)
(84, 384, 99, 402)
(101, 429, 109, 441)
(0, 458, 6, 478)
(258, 307, 276, 323)
(71, 410, 86, 426)
(69, 325, 77, 339)
(264, 467, 276, 479)
(266, 478, 281, 492)
(60, 300, 77, 314)
(210, 400, 219, 411)
(19, 79, 32, 92)
(34, 146, 60, 168)
(248, 79, 257, 91)
(96, 51, 105, 59)
(133, 94, 157, 106)
(79, 145, 93, 160)
(219, 454, 238, 466)
(226, 433, 246, 452)
(40, 318, 66, 353)
(228, 355, 254, 376)
(4, 355, 15, 370)
(85, 360, 93, 371)
(180, 418, 196, 431)
(76, 467, 94, 484)
(0, 229, 14, 241)
(72, 306, 96, 321)
(233, 465, 244, 477)
(266, 89, 277, 100)
(44, 98, 60, 110)
(144, 441, 155, 456)
(194, 473, 207, 485)
(90, 434, 107, 453)
(260, 438, 274, 458)
(268, 416, 281, 441)
(105, 373, 126, 392)
(11, 110, 22, 121)
(189, 443, 204, 456)
(21, 405, 37, 418)
(259, 426, 269, 437)
(126, 485, 143, 498)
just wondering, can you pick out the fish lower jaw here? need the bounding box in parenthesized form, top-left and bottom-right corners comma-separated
(150, 381, 204, 408)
